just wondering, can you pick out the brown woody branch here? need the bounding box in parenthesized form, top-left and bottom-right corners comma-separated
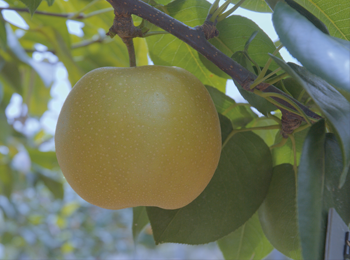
(106, 0, 321, 129)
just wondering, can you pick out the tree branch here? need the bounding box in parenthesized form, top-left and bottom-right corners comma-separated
(106, 0, 321, 124)
(24, 37, 106, 54)
(0, 7, 85, 19)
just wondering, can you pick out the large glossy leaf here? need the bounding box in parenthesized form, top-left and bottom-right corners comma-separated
(296, 122, 350, 259)
(217, 212, 273, 260)
(323, 133, 350, 225)
(270, 56, 350, 186)
(146, 0, 226, 92)
(297, 119, 326, 260)
(273, 2, 350, 101)
(295, 130, 350, 260)
(294, 0, 350, 40)
(146, 115, 272, 244)
(285, 0, 329, 35)
(259, 163, 302, 259)
(205, 85, 257, 128)
(201, 15, 280, 79)
(291, 65, 350, 185)
(132, 207, 149, 242)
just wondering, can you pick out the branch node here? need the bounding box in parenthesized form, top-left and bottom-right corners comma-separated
(107, 12, 142, 39)
(281, 111, 303, 138)
(195, 20, 219, 40)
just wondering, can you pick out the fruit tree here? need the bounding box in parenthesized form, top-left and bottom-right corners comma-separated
(0, 0, 349, 259)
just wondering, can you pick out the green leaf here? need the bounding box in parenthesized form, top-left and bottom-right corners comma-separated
(39, 26, 83, 86)
(293, 0, 350, 40)
(61, 202, 80, 217)
(0, 81, 3, 105)
(280, 77, 310, 105)
(258, 163, 302, 259)
(272, 128, 309, 166)
(246, 118, 279, 147)
(27, 148, 59, 170)
(61, 242, 74, 254)
(227, 0, 271, 12)
(0, 164, 13, 199)
(205, 85, 257, 128)
(72, 38, 148, 74)
(146, 115, 272, 244)
(0, 76, 16, 109)
(0, 232, 13, 244)
(38, 172, 64, 200)
(290, 64, 350, 185)
(0, 110, 11, 145)
(20, 0, 43, 16)
(297, 119, 326, 260)
(146, 0, 226, 92)
(237, 85, 278, 116)
(295, 122, 350, 258)
(323, 133, 350, 225)
(264, 0, 279, 10)
(0, 61, 22, 95)
(217, 212, 273, 260)
(201, 15, 281, 80)
(273, 2, 350, 101)
(28, 214, 44, 225)
(22, 68, 51, 117)
(285, 0, 329, 35)
(6, 24, 54, 87)
(0, 13, 7, 50)
(232, 51, 278, 114)
(155, 0, 173, 4)
(132, 206, 149, 242)
(270, 56, 350, 186)
(45, 0, 54, 6)
(274, 132, 350, 260)
(231, 51, 277, 115)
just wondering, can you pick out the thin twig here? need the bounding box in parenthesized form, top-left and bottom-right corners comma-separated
(0, 7, 84, 19)
(24, 37, 106, 54)
(123, 38, 136, 67)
